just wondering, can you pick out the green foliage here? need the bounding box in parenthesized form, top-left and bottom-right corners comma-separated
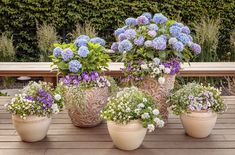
(0, 0, 234, 61)
(0, 33, 15, 61)
(0, 91, 8, 96)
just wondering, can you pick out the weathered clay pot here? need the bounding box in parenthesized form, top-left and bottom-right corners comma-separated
(12, 115, 51, 142)
(139, 75, 176, 120)
(107, 120, 147, 150)
(180, 111, 217, 138)
(67, 87, 109, 127)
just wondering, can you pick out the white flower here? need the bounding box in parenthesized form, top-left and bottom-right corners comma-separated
(134, 108, 141, 114)
(54, 94, 61, 101)
(141, 64, 148, 70)
(153, 58, 161, 65)
(143, 98, 147, 102)
(153, 68, 160, 74)
(158, 120, 165, 128)
(137, 103, 145, 109)
(164, 67, 171, 74)
(154, 117, 161, 123)
(169, 37, 178, 45)
(147, 124, 155, 132)
(159, 65, 165, 70)
(126, 107, 131, 112)
(158, 77, 165, 85)
(153, 109, 160, 115)
(51, 104, 59, 114)
(141, 113, 150, 119)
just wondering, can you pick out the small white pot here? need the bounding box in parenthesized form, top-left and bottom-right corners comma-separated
(12, 115, 52, 142)
(180, 111, 217, 138)
(107, 120, 147, 150)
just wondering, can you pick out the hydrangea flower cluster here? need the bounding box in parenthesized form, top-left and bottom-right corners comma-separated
(168, 83, 226, 115)
(5, 81, 63, 119)
(101, 87, 164, 132)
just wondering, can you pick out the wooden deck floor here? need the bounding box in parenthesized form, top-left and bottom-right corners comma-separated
(0, 96, 235, 155)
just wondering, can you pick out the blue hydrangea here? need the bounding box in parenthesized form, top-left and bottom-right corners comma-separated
(124, 29, 137, 40)
(172, 41, 184, 52)
(53, 47, 62, 57)
(153, 13, 168, 24)
(169, 37, 178, 45)
(190, 43, 201, 54)
(78, 46, 89, 57)
(61, 48, 74, 61)
(90, 37, 106, 46)
(152, 37, 167, 50)
(136, 15, 149, 25)
(178, 33, 191, 45)
(142, 12, 152, 20)
(159, 35, 167, 41)
(125, 17, 137, 26)
(118, 33, 127, 41)
(188, 35, 193, 42)
(134, 36, 145, 46)
(144, 40, 152, 47)
(170, 26, 182, 37)
(148, 24, 159, 31)
(76, 35, 90, 41)
(114, 28, 125, 36)
(74, 39, 88, 48)
(182, 26, 191, 34)
(111, 42, 119, 51)
(118, 39, 133, 52)
(148, 30, 157, 37)
(172, 22, 184, 28)
(68, 60, 82, 73)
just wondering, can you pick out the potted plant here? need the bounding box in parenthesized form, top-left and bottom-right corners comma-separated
(168, 83, 226, 138)
(5, 81, 63, 142)
(51, 35, 111, 127)
(111, 12, 201, 120)
(101, 87, 164, 150)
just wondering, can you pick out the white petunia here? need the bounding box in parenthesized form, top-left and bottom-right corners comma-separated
(164, 67, 171, 74)
(158, 120, 165, 128)
(158, 77, 165, 85)
(153, 109, 160, 115)
(141, 64, 149, 70)
(141, 113, 150, 119)
(153, 68, 160, 74)
(147, 124, 155, 132)
(51, 104, 59, 114)
(54, 94, 61, 101)
(134, 108, 141, 114)
(159, 65, 165, 70)
(154, 117, 161, 123)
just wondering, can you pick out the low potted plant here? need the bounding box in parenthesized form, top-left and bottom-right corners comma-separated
(111, 12, 201, 120)
(5, 81, 63, 142)
(101, 87, 164, 150)
(51, 35, 111, 127)
(168, 83, 226, 138)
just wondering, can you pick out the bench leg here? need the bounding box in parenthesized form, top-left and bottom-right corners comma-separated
(43, 77, 57, 86)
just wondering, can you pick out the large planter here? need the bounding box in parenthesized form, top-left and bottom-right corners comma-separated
(139, 75, 176, 120)
(107, 120, 147, 150)
(67, 87, 109, 127)
(180, 111, 217, 138)
(12, 115, 51, 142)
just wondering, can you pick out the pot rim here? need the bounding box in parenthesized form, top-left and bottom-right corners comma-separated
(12, 115, 51, 122)
(107, 119, 146, 131)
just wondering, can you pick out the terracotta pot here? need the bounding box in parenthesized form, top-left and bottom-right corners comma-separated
(12, 115, 51, 142)
(66, 87, 109, 127)
(139, 75, 176, 120)
(107, 120, 147, 150)
(180, 111, 217, 138)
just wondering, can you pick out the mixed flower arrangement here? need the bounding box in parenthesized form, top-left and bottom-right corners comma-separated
(101, 87, 164, 132)
(168, 83, 226, 115)
(111, 13, 201, 83)
(5, 81, 63, 119)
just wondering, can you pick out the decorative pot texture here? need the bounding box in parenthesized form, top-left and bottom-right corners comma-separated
(12, 115, 51, 142)
(180, 111, 217, 138)
(107, 120, 147, 150)
(139, 75, 175, 120)
(67, 87, 109, 127)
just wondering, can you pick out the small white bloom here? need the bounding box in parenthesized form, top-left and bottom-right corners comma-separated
(147, 124, 155, 132)
(158, 120, 165, 128)
(158, 77, 165, 85)
(164, 67, 171, 74)
(141, 64, 148, 70)
(159, 65, 165, 70)
(153, 109, 160, 115)
(154, 117, 161, 123)
(143, 98, 147, 102)
(54, 94, 61, 101)
(126, 107, 131, 112)
(51, 104, 59, 114)
(141, 113, 150, 119)
(153, 68, 160, 74)
(134, 108, 141, 114)
(137, 103, 145, 109)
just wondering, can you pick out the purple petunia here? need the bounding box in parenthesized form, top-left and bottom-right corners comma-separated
(125, 17, 137, 26)
(172, 41, 184, 52)
(170, 26, 182, 37)
(90, 37, 106, 46)
(153, 13, 168, 24)
(37, 89, 54, 109)
(148, 24, 159, 31)
(68, 60, 82, 73)
(61, 48, 74, 61)
(114, 28, 125, 36)
(118, 33, 127, 41)
(74, 39, 88, 48)
(190, 43, 201, 54)
(182, 26, 191, 34)
(118, 39, 133, 52)
(148, 30, 157, 37)
(111, 42, 119, 51)
(124, 29, 137, 40)
(162, 59, 181, 75)
(136, 15, 149, 25)
(142, 12, 152, 20)
(152, 37, 167, 50)
(134, 36, 145, 46)
(78, 46, 89, 57)
(53, 47, 62, 57)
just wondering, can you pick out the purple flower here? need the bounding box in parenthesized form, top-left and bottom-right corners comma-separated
(182, 26, 191, 34)
(37, 89, 54, 109)
(148, 30, 157, 37)
(170, 26, 182, 37)
(78, 46, 89, 57)
(136, 15, 149, 25)
(124, 29, 137, 40)
(68, 60, 82, 73)
(159, 35, 167, 41)
(114, 28, 125, 36)
(134, 36, 145, 46)
(76, 35, 90, 41)
(53, 47, 62, 58)
(118, 33, 127, 41)
(153, 13, 168, 24)
(162, 59, 181, 75)
(172, 22, 184, 28)
(74, 39, 88, 48)
(148, 24, 159, 31)
(118, 39, 133, 52)
(190, 43, 201, 54)
(61, 48, 74, 61)
(25, 96, 34, 101)
(178, 33, 191, 45)
(172, 41, 184, 52)
(90, 37, 106, 46)
(152, 37, 166, 50)
(144, 40, 152, 47)
(125, 17, 137, 26)
(82, 72, 91, 82)
(90, 71, 99, 80)
(111, 42, 119, 51)
(142, 12, 152, 20)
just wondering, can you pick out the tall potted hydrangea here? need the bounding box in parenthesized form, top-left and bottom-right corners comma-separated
(111, 12, 201, 120)
(5, 81, 63, 142)
(50, 35, 111, 127)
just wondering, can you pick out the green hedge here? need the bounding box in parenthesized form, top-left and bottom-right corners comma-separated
(0, 0, 234, 61)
